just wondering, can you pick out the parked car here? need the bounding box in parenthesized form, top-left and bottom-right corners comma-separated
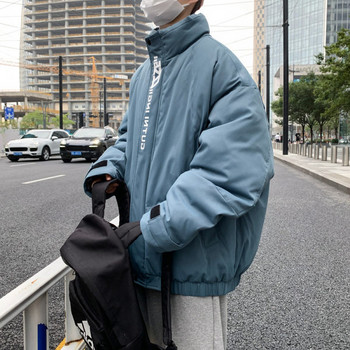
(60, 127, 118, 163)
(5, 129, 70, 162)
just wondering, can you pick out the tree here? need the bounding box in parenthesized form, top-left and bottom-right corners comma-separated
(20, 110, 45, 129)
(271, 87, 284, 125)
(316, 28, 350, 121)
(50, 114, 74, 128)
(0, 119, 17, 129)
(289, 77, 314, 142)
(20, 111, 73, 130)
(272, 73, 319, 142)
(304, 73, 327, 141)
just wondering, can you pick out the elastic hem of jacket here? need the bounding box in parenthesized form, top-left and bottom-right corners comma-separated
(140, 209, 182, 253)
(135, 276, 241, 297)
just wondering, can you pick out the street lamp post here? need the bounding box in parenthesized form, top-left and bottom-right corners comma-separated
(283, 0, 289, 155)
(103, 78, 108, 126)
(59, 56, 63, 130)
(266, 45, 270, 126)
(99, 89, 102, 128)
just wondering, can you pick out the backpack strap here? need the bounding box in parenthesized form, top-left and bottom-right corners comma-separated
(115, 221, 142, 248)
(91, 179, 130, 225)
(91, 179, 119, 218)
(150, 205, 177, 349)
(92, 179, 140, 246)
(162, 252, 177, 350)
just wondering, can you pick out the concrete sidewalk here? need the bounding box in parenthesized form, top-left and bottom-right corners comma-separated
(273, 148, 350, 194)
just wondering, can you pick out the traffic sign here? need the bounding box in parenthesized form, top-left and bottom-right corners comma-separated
(4, 107, 14, 120)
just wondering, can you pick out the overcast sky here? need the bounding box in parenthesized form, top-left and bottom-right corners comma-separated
(0, 0, 254, 91)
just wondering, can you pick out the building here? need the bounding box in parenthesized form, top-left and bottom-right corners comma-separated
(253, 0, 350, 133)
(20, 0, 150, 129)
(0, 90, 53, 120)
(253, 0, 265, 99)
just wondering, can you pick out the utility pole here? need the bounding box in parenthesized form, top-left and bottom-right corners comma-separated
(99, 89, 102, 128)
(103, 78, 108, 126)
(266, 45, 270, 125)
(282, 0, 289, 155)
(59, 56, 63, 130)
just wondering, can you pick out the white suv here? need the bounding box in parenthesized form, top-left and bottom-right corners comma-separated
(5, 129, 70, 162)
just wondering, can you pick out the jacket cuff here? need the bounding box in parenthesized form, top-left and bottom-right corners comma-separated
(140, 206, 182, 253)
(83, 160, 120, 196)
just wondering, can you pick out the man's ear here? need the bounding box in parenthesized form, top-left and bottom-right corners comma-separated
(192, 0, 204, 13)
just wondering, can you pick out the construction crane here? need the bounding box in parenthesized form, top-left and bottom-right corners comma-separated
(0, 59, 124, 81)
(0, 58, 127, 126)
(90, 56, 100, 120)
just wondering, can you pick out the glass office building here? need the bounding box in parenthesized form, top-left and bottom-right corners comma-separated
(265, 0, 326, 84)
(254, 0, 350, 131)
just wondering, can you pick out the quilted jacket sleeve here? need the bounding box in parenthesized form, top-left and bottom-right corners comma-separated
(83, 110, 128, 195)
(140, 70, 274, 252)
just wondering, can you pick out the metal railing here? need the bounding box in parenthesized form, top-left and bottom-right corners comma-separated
(0, 258, 85, 350)
(273, 142, 350, 166)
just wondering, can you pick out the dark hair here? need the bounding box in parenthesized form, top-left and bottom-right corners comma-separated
(191, 0, 202, 14)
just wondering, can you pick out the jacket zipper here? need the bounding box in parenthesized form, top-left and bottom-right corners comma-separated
(144, 68, 164, 212)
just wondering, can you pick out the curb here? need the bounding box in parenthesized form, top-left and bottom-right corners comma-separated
(274, 154, 350, 195)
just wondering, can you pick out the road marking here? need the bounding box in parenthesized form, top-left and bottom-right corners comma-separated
(110, 215, 120, 227)
(22, 174, 66, 184)
(10, 162, 37, 167)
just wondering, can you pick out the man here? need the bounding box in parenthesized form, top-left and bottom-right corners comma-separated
(84, 0, 274, 348)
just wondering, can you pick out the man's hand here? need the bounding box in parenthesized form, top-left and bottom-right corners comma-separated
(92, 175, 119, 194)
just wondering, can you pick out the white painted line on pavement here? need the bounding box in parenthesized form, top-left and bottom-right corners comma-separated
(10, 162, 37, 167)
(22, 174, 66, 185)
(110, 215, 120, 227)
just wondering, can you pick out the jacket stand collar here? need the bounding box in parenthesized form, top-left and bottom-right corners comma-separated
(145, 14, 210, 66)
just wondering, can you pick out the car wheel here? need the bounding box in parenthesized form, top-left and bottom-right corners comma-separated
(62, 157, 72, 163)
(7, 156, 19, 162)
(40, 146, 50, 161)
(85, 157, 92, 162)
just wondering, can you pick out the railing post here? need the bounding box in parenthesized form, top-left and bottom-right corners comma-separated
(342, 146, 349, 166)
(321, 145, 327, 161)
(65, 271, 81, 344)
(0, 257, 87, 350)
(307, 144, 312, 158)
(302, 143, 307, 157)
(23, 293, 48, 350)
(314, 144, 319, 160)
(331, 146, 338, 163)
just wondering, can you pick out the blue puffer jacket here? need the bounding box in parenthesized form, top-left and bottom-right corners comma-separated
(84, 14, 274, 297)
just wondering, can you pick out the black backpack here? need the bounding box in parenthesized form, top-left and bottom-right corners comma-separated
(60, 180, 177, 350)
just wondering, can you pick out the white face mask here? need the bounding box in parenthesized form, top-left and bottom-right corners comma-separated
(140, 0, 189, 27)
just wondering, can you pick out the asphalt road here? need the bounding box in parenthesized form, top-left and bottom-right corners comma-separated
(0, 157, 350, 349)
(226, 159, 350, 349)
